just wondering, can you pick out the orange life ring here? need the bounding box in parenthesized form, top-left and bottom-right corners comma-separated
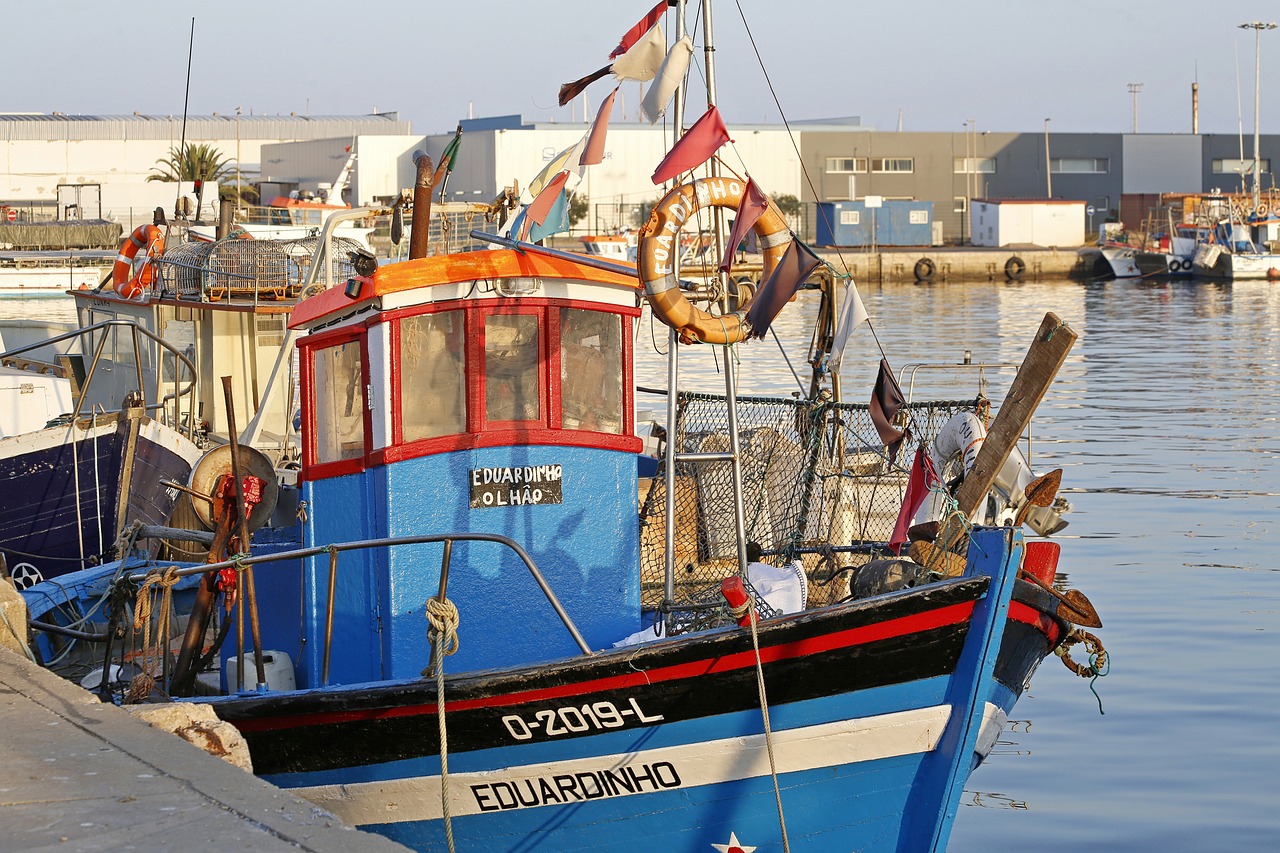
(637, 176, 790, 344)
(112, 223, 165, 299)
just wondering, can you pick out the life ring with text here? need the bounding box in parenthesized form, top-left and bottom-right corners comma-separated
(913, 258, 936, 281)
(1004, 256, 1026, 280)
(638, 177, 790, 344)
(112, 223, 165, 299)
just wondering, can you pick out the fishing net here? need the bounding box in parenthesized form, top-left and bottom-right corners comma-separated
(637, 390, 983, 619)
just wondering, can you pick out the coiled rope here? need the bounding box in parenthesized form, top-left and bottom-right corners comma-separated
(426, 596, 460, 853)
(126, 565, 182, 703)
(1056, 627, 1110, 715)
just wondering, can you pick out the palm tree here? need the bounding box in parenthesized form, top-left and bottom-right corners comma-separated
(148, 142, 257, 203)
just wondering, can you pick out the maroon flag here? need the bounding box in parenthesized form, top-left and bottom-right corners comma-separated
(870, 357, 908, 462)
(526, 171, 570, 226)
(580, 88, 618, 166)
(559, 66, 612, 106)
(745, 238, 820, 339)
(719, 178, 768, 274)
(610, 1, 668, 59)
(651, 106, 732, 184)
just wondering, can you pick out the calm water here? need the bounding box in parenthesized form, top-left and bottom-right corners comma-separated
(5, 281, 1278, 849)
(636, 279, 1280, 851)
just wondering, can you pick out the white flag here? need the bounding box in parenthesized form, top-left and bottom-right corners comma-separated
(611, 22, 666, 82)
(642, 35, 694, 124)
(828, 281, 869, 375)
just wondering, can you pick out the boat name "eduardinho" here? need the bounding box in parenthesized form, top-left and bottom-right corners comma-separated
(469, 761, 681, 812)
(469, 464, 564, 508)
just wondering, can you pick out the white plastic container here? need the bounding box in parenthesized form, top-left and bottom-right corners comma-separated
(224, 650, 296, 693)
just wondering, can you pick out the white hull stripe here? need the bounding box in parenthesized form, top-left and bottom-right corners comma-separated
(290, 703, 1004, 827)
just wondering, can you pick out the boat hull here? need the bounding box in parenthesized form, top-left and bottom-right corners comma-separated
(205, 533, 1059, 852)
(0, 414, 200, 579)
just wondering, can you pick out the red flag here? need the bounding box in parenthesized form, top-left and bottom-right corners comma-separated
(580, 88, 618, 167)
(719, 178, 768, 273)
(651, 106, 732, 185)
(745, 238, 820, 339)
(610, 1, 667, 59)
(526, 171, 570, 226)
(889, 448, 941, 554)
(869, 357, 908, 463)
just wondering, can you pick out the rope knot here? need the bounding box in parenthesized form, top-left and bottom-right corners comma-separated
(426, 596, 461, 657)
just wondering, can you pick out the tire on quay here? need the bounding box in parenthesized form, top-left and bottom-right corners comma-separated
(1004, 256, 1026, 280)
(913, 258, 936, 281)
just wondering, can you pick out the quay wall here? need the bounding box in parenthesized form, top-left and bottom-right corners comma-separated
(813, 247, 1083, 284)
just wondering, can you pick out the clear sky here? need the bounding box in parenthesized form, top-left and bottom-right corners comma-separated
(8, 1, 1280, 136)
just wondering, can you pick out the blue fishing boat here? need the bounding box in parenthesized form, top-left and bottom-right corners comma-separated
(17, 2, 1108, 849)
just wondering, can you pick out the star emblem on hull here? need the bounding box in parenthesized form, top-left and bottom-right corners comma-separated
(711, 831, 756, 853)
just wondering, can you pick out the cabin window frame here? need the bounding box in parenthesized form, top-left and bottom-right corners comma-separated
(372, 298, 641, 466)
(299, 325, 370, 480)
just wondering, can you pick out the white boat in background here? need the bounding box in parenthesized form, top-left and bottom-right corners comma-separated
(186, 152, 374, 251)
(1079, 212, 1204, 279)
(0, 251, 112, 292)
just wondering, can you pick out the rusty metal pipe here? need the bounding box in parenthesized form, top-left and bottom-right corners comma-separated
(408, 153, 435, 260)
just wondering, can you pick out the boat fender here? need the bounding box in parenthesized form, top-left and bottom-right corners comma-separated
(913, 257, 936, 281)
(112, 223, 165, 299)
(638, 177, 790, 344)
(720, 576, 754, 627)
(1257, 203, 1269, 217)
(1004, 255, 1026, 280)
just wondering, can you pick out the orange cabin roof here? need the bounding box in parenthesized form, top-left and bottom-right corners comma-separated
(289, 249, 639, 329)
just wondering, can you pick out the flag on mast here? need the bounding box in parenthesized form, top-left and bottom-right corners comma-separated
(827, 281, 870, 375)
(581, 88, 619, 166)
(651, 105, 732, 184)
(719, 178, 769, 274)
(559, 2, 669, 105)
(745, 238, 821, 339)
(641, 35, 694, 123)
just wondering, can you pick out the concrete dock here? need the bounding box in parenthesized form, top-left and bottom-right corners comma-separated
(0, 648, 408, 852)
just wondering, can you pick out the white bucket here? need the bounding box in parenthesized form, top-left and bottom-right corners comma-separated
(225, 650, 296, 693)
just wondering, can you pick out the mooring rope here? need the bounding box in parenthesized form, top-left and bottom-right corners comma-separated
(744, 600, 791, 852)
(427, 596, 460, 853)
(126, 564, 182, 703)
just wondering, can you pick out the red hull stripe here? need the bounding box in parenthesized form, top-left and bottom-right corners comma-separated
(233, 600, 977, 733)
(1008, 600, 1061, 646)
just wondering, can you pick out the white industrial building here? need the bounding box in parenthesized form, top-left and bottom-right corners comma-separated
(969, 199, 1086, 248)
(0, 112, 411, 226)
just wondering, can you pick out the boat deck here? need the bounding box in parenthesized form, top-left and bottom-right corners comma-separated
(0, 647, 408, 852)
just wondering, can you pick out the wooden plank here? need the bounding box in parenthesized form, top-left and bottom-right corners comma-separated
(944, 312, 1076, 549)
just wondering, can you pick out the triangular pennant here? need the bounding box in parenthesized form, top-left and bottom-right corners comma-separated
(719, 178, 769, 274)
(581, 88, 619, 167)
(745, 238, 821, 339)
(827, 281, 870, 375)
(611, 22, 666, 82)
(642, 35, 694, 124)
(869, 357, 908, 463)
(651, 105, 732, 185)
(526, 171, 570, 227)
(610, 0, 668, 59)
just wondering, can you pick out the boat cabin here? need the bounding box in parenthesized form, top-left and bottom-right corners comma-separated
(282, 249, 644, 684)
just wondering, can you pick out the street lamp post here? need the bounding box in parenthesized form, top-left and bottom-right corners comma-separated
(1044, 118, 1052, 197)
(1127, 83, 1143, 133)
(1239, 21, 1276, 213)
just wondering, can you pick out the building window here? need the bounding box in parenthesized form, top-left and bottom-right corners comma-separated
(1212, 158, 1271, 174)
(1051, 157, 1109, 174)
(400, 310, 467, 442)
(872, 158, 914, 173)
(953, 157, 996, 174)
(954, 197, 968, 213)
(313, 340, 365, 463)
(825, 157, 866, 173)
(840, 210, 861, 225)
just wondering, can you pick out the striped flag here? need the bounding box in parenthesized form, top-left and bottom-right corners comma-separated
(610, 1, 668, 59)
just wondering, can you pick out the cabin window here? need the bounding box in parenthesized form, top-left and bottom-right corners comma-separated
(560, 308, 623, 434)
(400, 310, 467, 440)
(312, 340, 366, 462)
(484, 313, 541, 424)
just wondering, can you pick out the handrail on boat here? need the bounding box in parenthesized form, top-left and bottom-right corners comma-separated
(0, 318, 198, 440)
(124, 531, 594, 659)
